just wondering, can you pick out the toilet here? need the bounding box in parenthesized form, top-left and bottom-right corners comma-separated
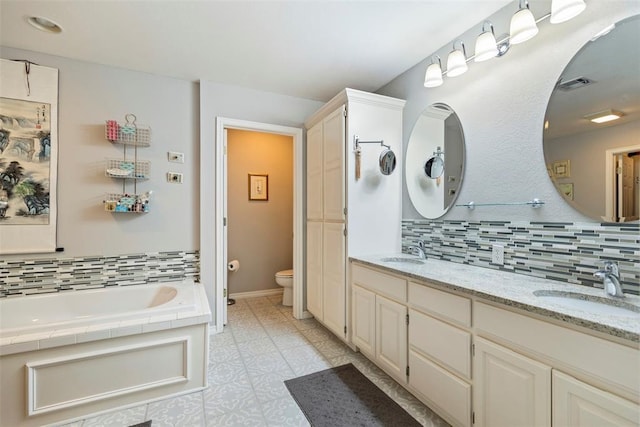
(275, 269, 293, 306)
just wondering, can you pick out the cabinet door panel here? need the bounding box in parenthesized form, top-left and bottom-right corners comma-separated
(306, 123, 323, 220)
(553, 371, 639, 427)
(322, 222, 345, 338)
(410, 350, 471, 427)
(306, 221, 323, 319)
(473, 337, 551, 427)
(322, 106, 345, 221)
(352, 284, 376, 357)
(376, 295, 407, 383)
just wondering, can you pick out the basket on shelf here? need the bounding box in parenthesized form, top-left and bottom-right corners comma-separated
(105, 114, 151, 146)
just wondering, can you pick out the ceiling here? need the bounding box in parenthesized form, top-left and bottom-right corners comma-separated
(0, 0, 513, 101)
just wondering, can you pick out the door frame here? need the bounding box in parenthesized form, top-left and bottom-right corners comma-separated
(604, 144, 640, 222)
(212, 117, 305, 332)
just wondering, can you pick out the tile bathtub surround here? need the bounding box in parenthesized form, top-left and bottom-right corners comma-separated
(402, 220, 640, 295)
(58, 296, 448, 427)
(0, 251, 199, 298)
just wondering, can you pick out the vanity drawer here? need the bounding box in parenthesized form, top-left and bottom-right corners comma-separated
(409, 349, 471, 427)
(351, 264, 406, 302)
(409, 282, 471, 327)
(409, 309, 471, 380)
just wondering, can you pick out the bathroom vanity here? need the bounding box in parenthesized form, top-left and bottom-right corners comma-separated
(350, 256, 640, 427)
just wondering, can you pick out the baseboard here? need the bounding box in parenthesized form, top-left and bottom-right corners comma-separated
(229, 288, 283, 299)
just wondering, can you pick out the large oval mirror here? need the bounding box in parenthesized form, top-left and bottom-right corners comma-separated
(543, 15, 640, 222)
(406, 103, 465, 218)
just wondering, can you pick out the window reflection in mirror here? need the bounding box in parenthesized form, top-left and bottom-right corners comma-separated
(406, 103, 465, 219)
(543, 15, 640, 222)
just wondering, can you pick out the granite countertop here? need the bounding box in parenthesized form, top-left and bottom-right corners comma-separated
(350, 254, 640, 343)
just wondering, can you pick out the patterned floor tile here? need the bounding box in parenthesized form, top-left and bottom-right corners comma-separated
(209, 330, 236, 347)
(244, 351, 291, 377)
(203, 377, 257, 417)
(209, 343, 241, 363)
(231, 327, 270, 343)
(299, 327, 334, 342)
(263, 321, 299, 337)
(258, 310, 289, 325)
(289, 358, 333, 377)
(290, 318, 320, 331)
(312, 337, 352, 359)
(208, 357, 248, 386)
(82, 406, 146, 426)
(261, 396, 310, 427)
(249, 370, 297, 403)
(146, 392, 205, 427)
(236, 336, 279, 359)
(271, 333, 311, 351)
(206, 403, 267, 427)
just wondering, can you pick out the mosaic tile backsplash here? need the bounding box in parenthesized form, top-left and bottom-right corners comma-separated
(402, 220, 639, 295)
(0, 251, 199, 298)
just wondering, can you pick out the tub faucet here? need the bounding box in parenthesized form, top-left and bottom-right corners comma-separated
(593, 261, 625, 298)
(408, 241, 427, 259)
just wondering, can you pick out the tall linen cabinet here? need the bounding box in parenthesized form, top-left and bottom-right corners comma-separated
(305, 89, 405, 342)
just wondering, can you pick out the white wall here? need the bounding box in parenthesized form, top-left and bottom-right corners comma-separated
(377, 0, 640, 222)
(0, 47, 199, 258)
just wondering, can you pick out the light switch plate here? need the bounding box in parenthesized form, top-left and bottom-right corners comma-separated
(492, 244, 504, 265)
(167, 172, 183, 183)
(168, 151, 184, 163)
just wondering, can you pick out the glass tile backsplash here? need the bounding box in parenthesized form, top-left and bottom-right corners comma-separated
(402, 220, 639, 295)
(0, 251, 199, 298)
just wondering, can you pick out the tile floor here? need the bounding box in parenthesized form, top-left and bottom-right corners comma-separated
(64, 295, 449, 426)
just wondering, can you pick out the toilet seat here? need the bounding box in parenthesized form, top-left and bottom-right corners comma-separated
(276, 269, 293, 278)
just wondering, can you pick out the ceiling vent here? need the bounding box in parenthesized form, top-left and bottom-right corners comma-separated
(556, 76, 594, 91)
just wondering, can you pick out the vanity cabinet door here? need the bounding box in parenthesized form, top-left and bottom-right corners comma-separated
(473, 337, 551, 427)
(352, 284, 376, 357)
(376, 294, 407, 384)
(322, 105, 345, 222)
(306, 221, 323, 320)
(553, 370, 640, 427)
(306, 122, 323, 220)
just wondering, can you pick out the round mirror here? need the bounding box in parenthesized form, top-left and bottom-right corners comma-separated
(543, 15, 640, 222)
(406, 103, 465, 219)
(379, 149, 397, 175)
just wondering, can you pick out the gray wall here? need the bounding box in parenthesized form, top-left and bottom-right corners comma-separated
(0, 47, 199, 258)
(377, 0, 640, 222)
(227, 129, 293, 295)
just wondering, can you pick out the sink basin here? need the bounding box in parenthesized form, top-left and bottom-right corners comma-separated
(533, 290, 640, 318)
(379, 257, 425, 265)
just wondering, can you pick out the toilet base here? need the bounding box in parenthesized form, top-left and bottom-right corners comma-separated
(282, 287, 293, 306)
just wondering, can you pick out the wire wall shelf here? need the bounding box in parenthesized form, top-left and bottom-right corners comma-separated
(103, 192, 151, 213)
(105, 159, 150, 179)
(105, 114, 151, 146)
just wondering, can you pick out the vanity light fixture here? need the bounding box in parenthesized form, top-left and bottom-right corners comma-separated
(446, 41, 468, 77)
(474, 21, 499, 62)
(584, 109, 624, 124)
(423, 0, 587, 89)
(424, 56, 444, 88)
(550, 0, 586, 24)
(27, 16, 63, 34)
(509, 0, 539, 44)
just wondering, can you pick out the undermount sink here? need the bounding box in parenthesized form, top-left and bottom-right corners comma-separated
(379, 257, 425, 265)
(533, 290, 640, 318)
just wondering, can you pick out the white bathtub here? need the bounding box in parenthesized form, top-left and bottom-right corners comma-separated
(0, 281, 196, 338)
(0, 279, 211, 427)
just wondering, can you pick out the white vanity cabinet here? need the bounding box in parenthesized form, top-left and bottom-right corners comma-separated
(305, 89, 405, 342)
(351, 264, 408, 383)
(408, 282, 473, 427)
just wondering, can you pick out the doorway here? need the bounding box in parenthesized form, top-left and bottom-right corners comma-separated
(213, 117, 306, 332)
(605, 145, 640, 222)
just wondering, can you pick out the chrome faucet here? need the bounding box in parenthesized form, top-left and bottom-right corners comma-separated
(408, 241, 427, 259)
(593, 261, 625, 298)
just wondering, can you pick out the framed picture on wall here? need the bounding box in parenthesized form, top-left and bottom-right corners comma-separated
(552, 160, 571, 178)
(248, 174, 268, 201)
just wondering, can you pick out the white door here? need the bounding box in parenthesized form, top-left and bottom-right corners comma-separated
(306, 221, 323, 320)
(322, 222, 345, 338)
(323, 105, 346, 222)
(376, 294, 407, 383)
(306, 122, 323, 220)
(351, 284, 376, 357)
(222, 129, 229, 323)
(473, 337, 551, 427)
(553, 370, 639, 427)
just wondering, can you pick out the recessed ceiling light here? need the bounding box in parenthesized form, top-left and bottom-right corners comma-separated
(584, 109, 624, 124)
(27, 16, 63, 34)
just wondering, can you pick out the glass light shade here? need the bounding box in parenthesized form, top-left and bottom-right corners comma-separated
(474, 31, 498, 62)
(424, 63, 443, 88)
(446, 49, 468, 77)
(550, 0, 586, 24)
(509, 8, 539, 44)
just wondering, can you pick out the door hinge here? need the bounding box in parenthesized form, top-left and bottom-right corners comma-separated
(223, 288, 227, 298)
(472, 411, 475, 424)
(406, 313, 410, 325)
(406, 366, 410, 376)
(472, 343, 475, 357)
(343, 228, 347, 237)
(343, 207, 347, 215)
(344, 325, 347, 334)
(343, 108, 347, 118)
(223, 217, 227, 226)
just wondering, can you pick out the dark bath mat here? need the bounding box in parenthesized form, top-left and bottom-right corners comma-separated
(128, 421, 151, 427)
(285, 363, 421, 427)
